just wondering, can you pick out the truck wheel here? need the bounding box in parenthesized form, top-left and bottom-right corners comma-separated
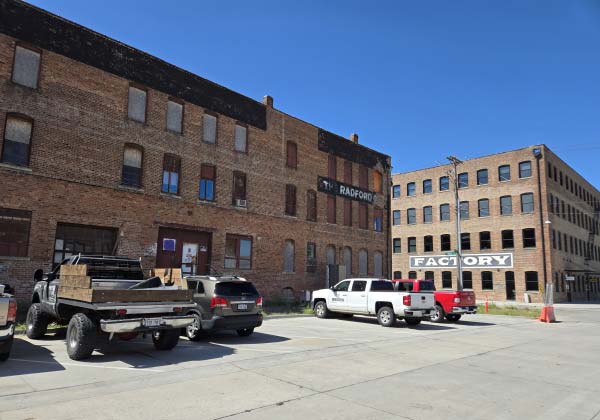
(26, 303, 49, 339)
(66, 313, 97, 360)
(237, 328, 254, 337)
(185, 313, 205, 341)
(405, 318, 422, 326)
(377, 306, 396, 327)
(446, 314, 462, 322)
(0, 336, 13, 362)
(152, 329, 180, 350)
(314, 301, 329, 319)
(429, 304, 445, 323)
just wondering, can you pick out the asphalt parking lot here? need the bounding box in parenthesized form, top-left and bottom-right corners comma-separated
(1, 306, 600, 420)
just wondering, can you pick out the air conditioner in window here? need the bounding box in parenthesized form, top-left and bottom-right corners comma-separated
(235, 199, 247, 208)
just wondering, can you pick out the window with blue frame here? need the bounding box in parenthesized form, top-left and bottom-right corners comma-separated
(392, 185, 401, 198)
(199, 164, 216, 201)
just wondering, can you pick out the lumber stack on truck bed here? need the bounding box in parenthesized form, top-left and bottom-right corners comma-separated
(57, 265, 193, 303)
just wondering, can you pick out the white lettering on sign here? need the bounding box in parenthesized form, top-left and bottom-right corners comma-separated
(409, 253, 513, 269)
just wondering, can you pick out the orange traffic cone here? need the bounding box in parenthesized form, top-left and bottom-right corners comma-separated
(538, 305, 556, 323)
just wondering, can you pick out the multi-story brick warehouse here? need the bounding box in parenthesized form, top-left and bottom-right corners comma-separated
(391, 145, 600, 304)
(0, 1, 391, 301)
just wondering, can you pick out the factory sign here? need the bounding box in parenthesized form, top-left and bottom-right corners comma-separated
(410, 253, 513, 269)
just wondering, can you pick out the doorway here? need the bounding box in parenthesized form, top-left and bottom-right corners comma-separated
(505, 271, 515, 300)
(155, 227, 211, 275)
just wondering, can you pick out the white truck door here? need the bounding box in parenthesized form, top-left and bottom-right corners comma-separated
(328, 280, 351, 311)
(347, 280, 369, 313)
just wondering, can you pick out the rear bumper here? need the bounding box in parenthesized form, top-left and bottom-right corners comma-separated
(451, 306, 478, 314)
(0, 323, 15, 353)
(403, 308, 433, 318)
(201, 314, 263, 331)
(100, 315, 195, 333)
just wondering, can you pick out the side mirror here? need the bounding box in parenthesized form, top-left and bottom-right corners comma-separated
(33, 269, 44, 283)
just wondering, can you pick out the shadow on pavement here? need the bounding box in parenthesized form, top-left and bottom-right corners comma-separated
(449, 320, 496, 327)
(339, 315, 457, 330)
(0, 337, 66, 378)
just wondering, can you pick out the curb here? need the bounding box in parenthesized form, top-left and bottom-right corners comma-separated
(263, 314, 313, 320)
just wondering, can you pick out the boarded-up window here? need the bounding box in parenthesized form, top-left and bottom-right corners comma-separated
(128, 86, 147, 123)
(359, 203, 368, 229)
(344, 161, 352, 184)
(12, 46, 41, 89)
(327, 195, 336, 224)
(359, 166, 368, 189)
(121, 145, 143, 188)
(203, 114, 217, 144)
(199, 164, 216, 201)
(0, 208, 32, 257)
(161, 154, 180, 194)
(306, 242, 316, 272)
(326, 245, 336, 265)
(344, 199, 352, 226)
(358, 249, 368, 276)
(286, 141, 297, 168)
(2, 115, 33, 166)
(232, 171, 247, 204)
(234, 124, 247, 152)
(373, 170, 383, 193)
(328, 155, 337, 179)
(306, 190, 317, 221)
(374, 251, 383, 277)
(283, 240, 295, 273)
(285, 184, 297, 216)
(225, 234, 252, 269)
(343, 247, 352, 276)
(166, 100, 183, 133)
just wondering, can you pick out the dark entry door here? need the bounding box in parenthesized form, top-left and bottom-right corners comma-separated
(505, 274, 515, 300)
(155, 227, 211, 275)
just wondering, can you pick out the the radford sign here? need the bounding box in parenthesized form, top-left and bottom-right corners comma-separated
(409, 253, 513, 269)
(317, 176, 375, 204)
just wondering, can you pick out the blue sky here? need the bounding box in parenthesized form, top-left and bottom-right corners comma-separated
(29, 0, 600, 186)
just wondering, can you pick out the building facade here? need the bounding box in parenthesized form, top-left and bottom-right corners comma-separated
(391, 145, 600, 303)
(0, 1, 391, 301)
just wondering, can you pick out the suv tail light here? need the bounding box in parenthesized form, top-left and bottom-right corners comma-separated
(7, 300, 16, 322)
(255, 297, 263, 307)
(210, 296, 228, 308)
(403, 295, 411, 306)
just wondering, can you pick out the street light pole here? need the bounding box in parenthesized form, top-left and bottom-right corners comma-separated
(533, 147, 549, 301)
(447, 156, 464, 291)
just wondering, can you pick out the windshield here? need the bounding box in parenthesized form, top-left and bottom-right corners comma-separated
(215, 281, 259, 296)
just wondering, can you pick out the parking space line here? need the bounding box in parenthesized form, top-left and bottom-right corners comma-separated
(9, 358, 166, 373)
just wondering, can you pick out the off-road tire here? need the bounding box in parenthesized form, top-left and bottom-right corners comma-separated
(185, 313, 206, 341)
(377, 306, 396, 327)
(237, 328, 254, 337)
(314, 301, 330, 319)
(66, 313, 97, 360)
(26, 303, 49, 339)
(405, 318, 422, 326)
(429, 304, 445, 323)
(446, 314, 462, 322)
(152, 329, 180, 350)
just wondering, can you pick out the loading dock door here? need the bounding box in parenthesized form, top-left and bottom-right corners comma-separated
(156, 227, 211, 275)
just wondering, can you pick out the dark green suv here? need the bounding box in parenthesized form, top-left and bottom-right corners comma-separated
(182, 276, 263, 341)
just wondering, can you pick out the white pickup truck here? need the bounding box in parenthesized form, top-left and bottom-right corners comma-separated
(312, 278, 435, 327)
(0, 284, 17, 362)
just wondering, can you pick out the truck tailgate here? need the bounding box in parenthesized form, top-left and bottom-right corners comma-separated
(459, 291, 476, 306)
(409, 293, 434, 309)
(0, 298, 8, 326)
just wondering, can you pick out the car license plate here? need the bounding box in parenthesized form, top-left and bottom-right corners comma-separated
(143, 318, 163, 327)
(237, 304, 248, 311)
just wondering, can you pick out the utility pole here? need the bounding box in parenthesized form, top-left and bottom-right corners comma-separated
(447, 156, 464, 291)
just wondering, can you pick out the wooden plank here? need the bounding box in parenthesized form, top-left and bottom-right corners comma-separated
(152, 268, 186, 289)
(60, 265, 88, 276)
(60, 275, 92, 289)
(58, 286, 93, 301)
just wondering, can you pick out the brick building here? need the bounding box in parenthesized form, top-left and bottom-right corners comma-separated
(0, 1, 391, 301)
(391, 145, 600, 303)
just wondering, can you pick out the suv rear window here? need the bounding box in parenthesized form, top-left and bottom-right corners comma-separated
(370, 281, 393, 291)
(215, 281, 258, 296)
(419, 281, 436, 292)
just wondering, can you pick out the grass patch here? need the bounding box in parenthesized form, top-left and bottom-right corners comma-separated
(262, 301, 313, 317)
(477, 303, 539, 318)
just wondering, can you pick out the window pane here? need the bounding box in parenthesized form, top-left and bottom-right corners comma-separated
(393, 185, 401, 198)
(225, 238, 237, 258)
(407, 182, 416, 196)
(166, 101, 183, 133)
(162, 171, 170, 193)
(239, 239, 252, 258)
(0, 208, 32, 257)
(12, 46, 40, 88)
(477, 169, 488, 185)
(5, 116, 32, 144)
(358, 250, 368, 276)
(519, 161, 532, 178)
(224, 258, 237, 269)
(499, 165, 511, 181)
(423, 179, 432, 194)
(374, 252, 383, 277)
(423, 206, 432, 223)
(203, 114, 217, 143)
(460, 201, 469, 219)
(501, 196, 512, 215)
(123, 147, 142, 168)
(440, 176, 449, 191)
(235, 125, 247, 152)
(478, 199, 489, 217)
(458, 173, 468, 188)
(128, 87, 146, 123)
(521, 193, 534, 213)
(284, 240, 295, 272)
(393, 210, 400, 225)
(169, 172, 178, 194)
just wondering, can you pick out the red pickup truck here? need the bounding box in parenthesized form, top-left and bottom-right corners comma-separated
(393, 279, 477, 323)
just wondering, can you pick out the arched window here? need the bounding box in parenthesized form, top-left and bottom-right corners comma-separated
(358, 249, 368, 276)
(374, 251, 383, 277)
(283, 240, 295, 273)
(342, 247, 352, 277)
(326, 245, 336, 266)
(281, 287, 295, 302)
